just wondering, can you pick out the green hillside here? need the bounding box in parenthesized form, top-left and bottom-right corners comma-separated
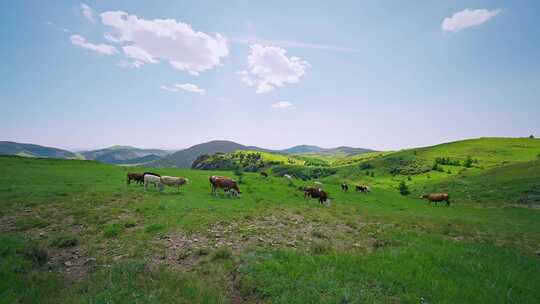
(0, 154, 539, 303)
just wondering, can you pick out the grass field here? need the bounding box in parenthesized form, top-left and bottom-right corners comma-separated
(1, 138, 540, 303)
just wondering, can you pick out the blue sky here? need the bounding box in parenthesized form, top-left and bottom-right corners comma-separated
(1, 1, 539, 151)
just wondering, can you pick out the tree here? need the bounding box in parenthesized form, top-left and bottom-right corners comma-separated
(529, 134, 535, 139)
(233, 167, 244, 184)
(398, 181, 410, 196)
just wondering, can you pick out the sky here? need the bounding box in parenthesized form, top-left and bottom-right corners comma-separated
(1, 1, 539, 151)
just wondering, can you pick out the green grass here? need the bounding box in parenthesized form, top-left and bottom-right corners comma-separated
(1, 140, 539, 304)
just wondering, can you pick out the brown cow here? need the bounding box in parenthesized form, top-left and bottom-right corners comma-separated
(302, 187, 329, 205)
(127, 173, 144, 185)
(420, 193, 450, 206)
(260, 171, 268, 178)
(209, 176, 241, 197)
(355, 185, 370, 193)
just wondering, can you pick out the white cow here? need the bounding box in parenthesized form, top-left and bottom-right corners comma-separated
(144, 174, 164, 192)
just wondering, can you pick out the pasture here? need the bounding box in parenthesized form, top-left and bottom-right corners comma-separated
(1, 154, 540, 303)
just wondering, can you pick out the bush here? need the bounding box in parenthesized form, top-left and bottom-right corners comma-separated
(398, 181, 410, 196)
(464, 156, 473, 168)
(360, 162, 374, 170)
(212, 247, 232, 260)
(370, 172, 375, 177)
(49, 234, 78, 248)
(271, 165, 336, 180)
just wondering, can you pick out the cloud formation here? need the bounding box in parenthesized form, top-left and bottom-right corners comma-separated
(271, 101, 294, 109)
(442, 8, 501, 32)
(81, 3, 95, 23)
(100, 11, 229, 75)
(239, 44, 309, 93)
(70, 34, 118, 55)
(160, 83, 206, 94)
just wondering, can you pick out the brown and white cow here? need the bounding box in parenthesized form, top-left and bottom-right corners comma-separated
(260, 171, 268, 178)
(209, 176, 241, 197)
(355, 185, 370, 193)
(420, 193, 450, 206)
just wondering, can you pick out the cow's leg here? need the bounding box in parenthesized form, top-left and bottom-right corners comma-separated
(446, 199, 450, 206)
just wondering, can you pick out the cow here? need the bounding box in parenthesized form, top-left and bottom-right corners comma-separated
(355, 185, 370, 193)
(260, 171, 268, 178)
(303, 187, 330, 205)
(160, 176, 188, 191)
(127, 173, 144, 185)
(209, 176, 241, 197)
(143, 172, 161, 177)
(283, 174, 293, 185)
(341, 183, 349, 192)
(144, 174, 164, 192)
(420, 193, 450, 206)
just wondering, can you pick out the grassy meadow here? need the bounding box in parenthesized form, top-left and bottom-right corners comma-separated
(1, 138, 540, 303)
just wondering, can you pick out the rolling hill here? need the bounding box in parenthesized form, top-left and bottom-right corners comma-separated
(0, 141, 81, 159)
(149, 140, 375, 168)
(81, 146, 172, 165)
(147, 140, 268, 168)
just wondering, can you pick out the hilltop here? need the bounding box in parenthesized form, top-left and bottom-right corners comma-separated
(81, 146, 172, 165)
(0, 141, 81, 159)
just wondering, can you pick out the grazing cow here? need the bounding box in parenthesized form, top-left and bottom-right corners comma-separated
(341, 183, 349, 192)
(144, 174, 164, 192)
(260, 171, 268, 178)
(209, 176, 241, 197)
(283, 174, 293, 185)
(355, 185, 370, 193)
(127, 173, 144, 185)
(303, 187, 330, 205)
(143, 172, 161, 177)
(420, 193, 450, 206)
(160, 176, 188, 191)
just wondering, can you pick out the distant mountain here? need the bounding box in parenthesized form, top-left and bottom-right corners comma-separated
(148, 140, 376, 168)
(81, 146, 172, 165)
(0, 141, 80, 159)
(281, 145, 375, 155)
(147, 140, 268, 168)
(280, 145, 325, 154)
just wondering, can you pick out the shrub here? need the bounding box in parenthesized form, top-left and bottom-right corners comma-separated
(212, 247, 232, 260)
(24, 244, 48, 266)
(311, 242, 332, 255)
(360, 162, 374, 170)
(398, 181, 410, 196)
(49, 234, 78, 248)
(370, 172, 375, 177)
(464, 156, 473, 168)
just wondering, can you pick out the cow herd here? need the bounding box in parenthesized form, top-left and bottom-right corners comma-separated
(126, 171, 450, 207)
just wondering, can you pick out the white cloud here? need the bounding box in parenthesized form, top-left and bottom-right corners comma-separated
(239, 44, 309, 93)
(442, 8, 501, 32)
(100, 11, 229, 75)
(81, 3, 95, 23)
(271, 101, 294, 109)
(160, 83, 206, 94)
(117, 60, 144, 68)
(70, 34, 118, 55)
(231, 36, 359, 53)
